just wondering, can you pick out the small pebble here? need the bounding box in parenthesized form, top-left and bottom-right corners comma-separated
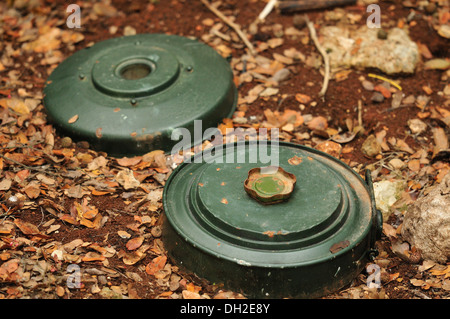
(377, 29, 388, 40)
(361, 135, 381, 157)
(362, 80, 374, 91)
(403, 95, 416, 105)
(233, 117, 248, 124)
(269, 68, 290, 84)
(6, 195, 19, 207)
(425, 3, 436, 14)
(408, 118, 427, 135)
(151, 226, 162, 238)
(76, 141, 90, 149)
(371, 92, 385, 103)
(293, 15, 307, 30)
(61, 136, 72, 148)
(391, 92, 404, 109)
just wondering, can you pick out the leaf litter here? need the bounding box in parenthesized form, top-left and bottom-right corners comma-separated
(0, 0, 450, 300)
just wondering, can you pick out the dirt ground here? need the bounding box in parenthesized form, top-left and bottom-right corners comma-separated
(0, 0, 449, 300)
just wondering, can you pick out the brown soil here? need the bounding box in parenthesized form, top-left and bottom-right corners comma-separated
(1, 0, 449, 301)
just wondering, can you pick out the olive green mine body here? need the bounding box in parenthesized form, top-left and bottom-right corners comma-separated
(162, 141, 382, 298)
(43, 34, 237, 156)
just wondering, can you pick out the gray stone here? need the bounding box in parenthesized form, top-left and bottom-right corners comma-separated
(401, 174, 450, 263)
(371, 92, 385, 103)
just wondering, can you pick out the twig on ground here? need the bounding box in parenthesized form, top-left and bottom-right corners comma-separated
(210, 28, 231, 42)
(0, 153, 58, 177)
(412, 290, 431, 299)
(358, 100, 363, 127)
(368, 73, 402, 91)
(277, 0, 356, 13)
(304, 15, 330, 99)
(199, 0, 256, 56)
(250, 0, 278, 35)
(258, 0, 278, 22)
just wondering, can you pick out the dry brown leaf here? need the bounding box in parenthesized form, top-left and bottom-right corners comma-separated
(117, 156, 142, 167)
(153, 153, 168, 170)
(126, 236, 144, 251)
(82, 252, 106, 262)
(295, 93, 312, 104)
(93, 2, 118, 16)
(432, 127, 449, 156)
(123, 250, 146, 265)
(0, 179, 12, 191)
(2, 98, 30, 115)
(430, 266, 450, 276)
(83, 208, 99, 220)
(80, 218, 95, 228)
(95, 127, 102, 138)
(59, 214, 79, 225)
(0, 221, 16, 235)
(282, 109, 304, 127)
(118, 230, 132, 239)
(374, 85, 391, 98)
(91, 189, 110, 196)
(267, 38, 284, 48)
(1, 259, 19, 274)
(408, 159, 421, 172)
(23, 182, 40, 199)
(186, 282, 202, 293)
(382, 223, 397, 239)
(68, 114, 79, 124)
(13, 219, 40, 236)
(182, 290, 202, 299)
(218, 118, 234, 135)
(16, 169, 30, 181)
(65, 185, 84, 198)
(417, 42, 432, 59)
(396, 139, 415, 154)
(145, 256, 167, 276)
(307, 116, 328, 131)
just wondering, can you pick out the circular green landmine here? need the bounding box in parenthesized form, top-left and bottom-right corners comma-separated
(43, 34, 237, 156)
(162, 141, 383, 298)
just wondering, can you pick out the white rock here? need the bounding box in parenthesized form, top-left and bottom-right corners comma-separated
(401, 174, 450, 263)
(373, 180, 405, 220)
(408, 118, 427, 135)
(321, 26, 419, 74)
(116, 169, 140, 190)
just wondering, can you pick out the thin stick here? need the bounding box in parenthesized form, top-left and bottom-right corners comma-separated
(278, 0, 356, 13)
(0, 153, 58, 177)
(200, 0, 256, 56)
(357, 100, 363, 127)
(250, 0, 278, 33)
(304, 15, 330, 99)
(258, 0, 278, 21)
(368, 73, 402, 91)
